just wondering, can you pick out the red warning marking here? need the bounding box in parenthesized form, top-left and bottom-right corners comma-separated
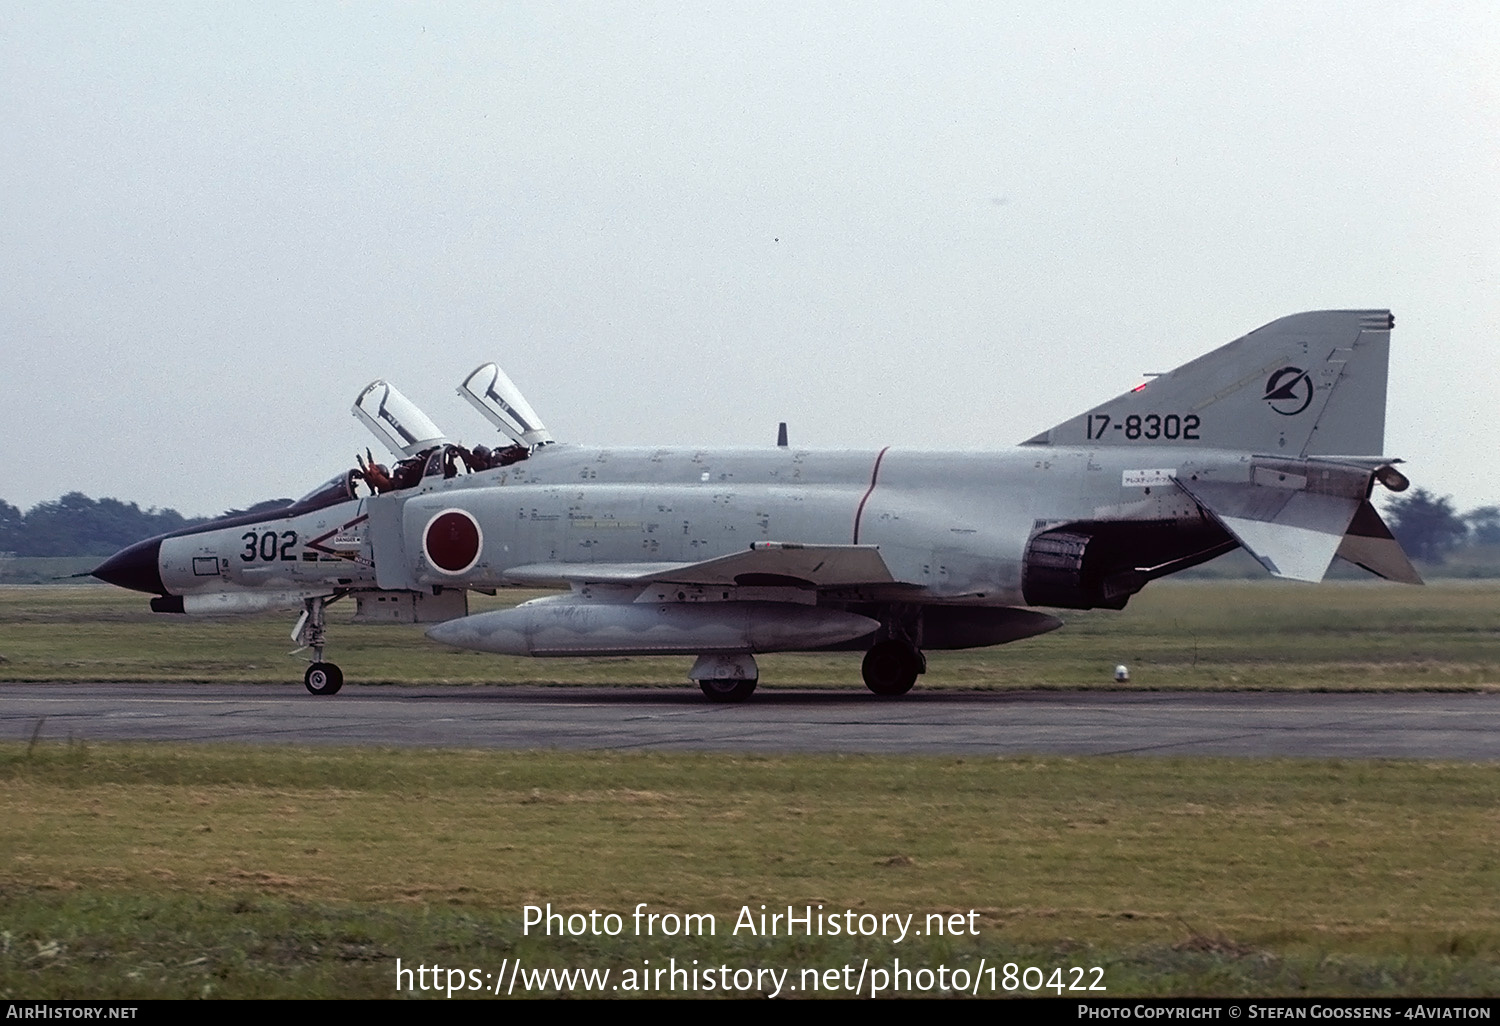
(305, 514, 373, 566)
(423, 509, 482, 574)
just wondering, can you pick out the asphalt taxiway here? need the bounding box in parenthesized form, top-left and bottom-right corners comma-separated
(4, 683, 1499, 758)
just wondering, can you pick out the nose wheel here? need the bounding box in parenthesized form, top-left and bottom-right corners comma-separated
(304, 662, 344, 695)
(293, 595, 345, 696)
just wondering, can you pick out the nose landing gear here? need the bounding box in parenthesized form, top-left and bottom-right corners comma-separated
(304, 661, 344, 695)
(293, 595, 344, 695)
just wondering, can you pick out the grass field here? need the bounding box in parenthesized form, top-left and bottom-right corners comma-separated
(2, 582, 1498, 998)
(3, 744, 1499, 998)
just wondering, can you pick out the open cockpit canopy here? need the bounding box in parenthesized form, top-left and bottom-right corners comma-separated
(458, 363, 553, 447)
(352, 380, 449, 458)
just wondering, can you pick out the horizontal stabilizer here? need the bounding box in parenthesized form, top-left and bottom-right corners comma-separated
(1336, 501, 1423, 584)
(502, 542, 899, 589)
(1176, 478, 1362, 582)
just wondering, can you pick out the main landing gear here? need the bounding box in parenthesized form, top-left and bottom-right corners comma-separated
(861, 638, 925, 697)
(691, 653, 759, 703)
(294, 595, 344, 695)
(690, 643, 927, 701)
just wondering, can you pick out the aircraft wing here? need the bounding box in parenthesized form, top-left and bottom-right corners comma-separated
(501, 542, 899, 589)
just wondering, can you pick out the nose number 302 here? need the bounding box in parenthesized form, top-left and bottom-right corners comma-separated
(241, 530, 298, 562)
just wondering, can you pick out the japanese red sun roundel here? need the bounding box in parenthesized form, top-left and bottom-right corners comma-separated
(423, 509, 483, 574)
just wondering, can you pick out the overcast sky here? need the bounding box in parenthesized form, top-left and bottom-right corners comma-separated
(3, 3, 1496, 518)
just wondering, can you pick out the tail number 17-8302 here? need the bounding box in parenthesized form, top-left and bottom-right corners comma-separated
(1086, 413, 1200, 441)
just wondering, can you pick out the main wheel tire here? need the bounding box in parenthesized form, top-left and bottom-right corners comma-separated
(304, 662, 344, 696)
(862, 640, 921, 696)
(698, 677, 757, 702)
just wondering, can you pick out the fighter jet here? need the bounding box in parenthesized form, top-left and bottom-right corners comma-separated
(92, 309, 1419, 700)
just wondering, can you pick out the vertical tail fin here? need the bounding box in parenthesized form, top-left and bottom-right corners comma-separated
(1024, 310, 1393, 457)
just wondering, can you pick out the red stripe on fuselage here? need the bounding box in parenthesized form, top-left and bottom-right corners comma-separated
(852, 446, 890, 544)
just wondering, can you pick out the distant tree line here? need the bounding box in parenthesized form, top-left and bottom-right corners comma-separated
(1384, 489, 1499, 564)
(0, 493, 208, 558)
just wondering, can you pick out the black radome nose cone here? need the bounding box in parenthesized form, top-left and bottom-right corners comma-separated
(92, 537, 165, 595)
